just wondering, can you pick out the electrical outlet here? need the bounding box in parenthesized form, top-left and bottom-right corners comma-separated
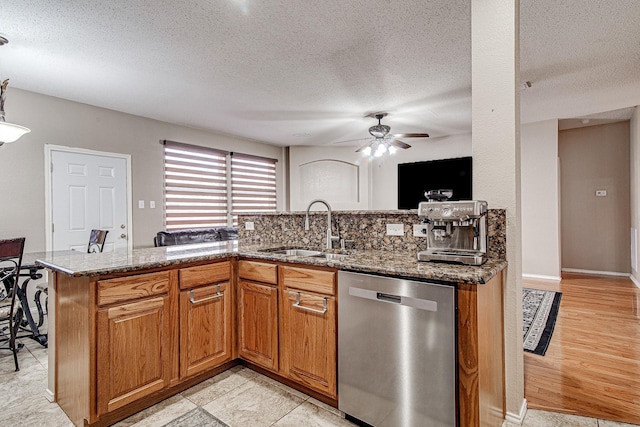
(245, 221, 255, 231)
(413, 224, 429, 237)
(386, 223, 404, 236)
(149, 200, 156, 208)
(595, 190, 607, 197)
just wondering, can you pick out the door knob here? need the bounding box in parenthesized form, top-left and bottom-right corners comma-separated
(120, 234, 127, 239)
(120, 224, 126, 229)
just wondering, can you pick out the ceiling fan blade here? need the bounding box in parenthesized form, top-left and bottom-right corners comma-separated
(391, 133, 430, 138)
(333, 137, 371, 145)
(389, 139, 411, 149)
(355, 143, 371, 153)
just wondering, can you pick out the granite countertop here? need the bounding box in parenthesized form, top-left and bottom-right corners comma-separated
(35, 240, 507, 285)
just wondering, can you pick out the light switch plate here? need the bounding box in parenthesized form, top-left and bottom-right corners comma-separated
(245, 221, 255, 231)
(413, 224, 429, 237)
(149, 200, 156, 208)
(138, 200, 144, 209)
(386, 223, 404, 236)
(595, 190, 607, 197)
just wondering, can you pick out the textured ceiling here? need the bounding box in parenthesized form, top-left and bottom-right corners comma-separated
(1, 0, 639, 147)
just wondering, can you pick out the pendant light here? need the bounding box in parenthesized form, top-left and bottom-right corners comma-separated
(0, 36, 31, 147)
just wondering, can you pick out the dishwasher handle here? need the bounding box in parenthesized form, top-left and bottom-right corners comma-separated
(348, 286, 438, 312)
(376, 292, 401, 304)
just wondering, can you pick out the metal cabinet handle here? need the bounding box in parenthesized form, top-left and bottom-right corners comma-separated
(189, 284, 223, 304)
(293, 291, 327, 314)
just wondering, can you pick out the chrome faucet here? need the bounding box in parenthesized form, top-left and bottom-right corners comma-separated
(304, 199, 339, 249)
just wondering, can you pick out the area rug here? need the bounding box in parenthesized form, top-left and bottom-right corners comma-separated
(523, 288, 562, 356)
(162, 407, 229, 427)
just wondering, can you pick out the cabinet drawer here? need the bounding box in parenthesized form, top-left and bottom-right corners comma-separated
(281, 266, 336, 295)
(97, 271, 170, 306)
(239, 260, 277, 285)
(179, 261, 231, 290)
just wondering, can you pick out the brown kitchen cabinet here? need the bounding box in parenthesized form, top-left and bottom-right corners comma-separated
(51, 251, 503, 427)
(280, 265, 337, 399)
(53, 260, 236, 427)
(237, 260, 279, 371)
(95, 271, 173, 416)
(179, 262, 233, 378)
(238, 280, 279, 371)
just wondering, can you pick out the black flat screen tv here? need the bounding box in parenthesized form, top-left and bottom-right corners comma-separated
(397, 156, 472, 209)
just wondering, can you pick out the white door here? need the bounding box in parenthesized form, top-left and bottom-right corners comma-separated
(51, 149, 130, 252)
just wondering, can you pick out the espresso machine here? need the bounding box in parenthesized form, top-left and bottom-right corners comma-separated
(417, 191, 488, 265)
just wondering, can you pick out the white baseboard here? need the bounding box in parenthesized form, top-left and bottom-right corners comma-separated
(561, 268, 630, 277)
(504, 398, 527, 425)
(522, 274, 562, 282)
(44, 388, 55, 402)
(631, 274, 640, 289)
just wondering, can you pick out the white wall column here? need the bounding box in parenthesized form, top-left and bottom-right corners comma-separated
(472, 0, 525, 422)
(631, 106, 640, 285)
(521, 120, 561, 280)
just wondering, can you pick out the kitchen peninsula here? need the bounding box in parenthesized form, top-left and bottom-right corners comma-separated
(38, 211, 507, 427)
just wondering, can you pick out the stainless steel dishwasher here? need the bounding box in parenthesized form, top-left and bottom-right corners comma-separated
(338, 271, 456, 427)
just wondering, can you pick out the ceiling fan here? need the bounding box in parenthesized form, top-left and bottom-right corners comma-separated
(341, 113, 430, 157)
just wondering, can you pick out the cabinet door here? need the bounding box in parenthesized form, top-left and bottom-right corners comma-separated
(97, 296, 171, 415)
(238, 280, 278, 371)
(281, 289, 337, 399)
(179, 282, 232, 378)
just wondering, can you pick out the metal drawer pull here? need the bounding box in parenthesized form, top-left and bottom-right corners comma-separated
(293, 292, 327, 314)
(189, 284, 223, 304)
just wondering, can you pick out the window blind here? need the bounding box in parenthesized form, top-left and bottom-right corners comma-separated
(163, 141, 229, 230)
(231, 152, 277, 225)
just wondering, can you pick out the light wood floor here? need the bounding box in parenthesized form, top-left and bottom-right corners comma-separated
(523, 273, 640, 424)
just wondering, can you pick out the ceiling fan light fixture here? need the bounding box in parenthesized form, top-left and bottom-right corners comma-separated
(369, 124, 390, 138)
(352, 112, 424, 157)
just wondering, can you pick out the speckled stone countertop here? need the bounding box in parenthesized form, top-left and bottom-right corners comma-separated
(36, 240, 506, 285)
(34, 241, 238, 277)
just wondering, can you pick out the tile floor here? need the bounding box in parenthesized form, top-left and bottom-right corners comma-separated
(1, 337, 639, 427)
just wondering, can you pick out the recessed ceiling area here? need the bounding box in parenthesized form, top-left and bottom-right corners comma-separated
(558, 106, 635, 131)
(1, 1, 639, 147)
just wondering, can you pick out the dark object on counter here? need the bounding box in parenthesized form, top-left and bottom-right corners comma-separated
(154, 227, 238, 247)
(424, 189, 453, 202)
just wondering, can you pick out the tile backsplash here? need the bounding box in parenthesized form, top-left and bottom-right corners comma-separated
(239, 209, 506, 260)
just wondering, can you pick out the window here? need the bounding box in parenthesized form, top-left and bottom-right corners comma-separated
(163, 140, 277, 230)
(231, 153, 277, 225)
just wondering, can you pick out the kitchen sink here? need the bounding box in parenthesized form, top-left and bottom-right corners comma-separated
(314, 253, 349, 260)
(268, 249, 324, 257)
(259, 247, 349, 260)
